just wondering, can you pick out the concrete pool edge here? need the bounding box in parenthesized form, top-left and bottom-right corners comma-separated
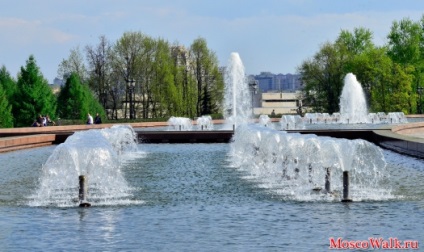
(0, 120, 423, 159)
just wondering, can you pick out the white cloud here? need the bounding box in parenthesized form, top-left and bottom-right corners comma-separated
(0, 17, 75, 45)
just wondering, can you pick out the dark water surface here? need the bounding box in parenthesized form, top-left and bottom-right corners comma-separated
(0, 144, 423, 251)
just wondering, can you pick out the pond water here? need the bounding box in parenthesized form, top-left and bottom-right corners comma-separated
(0, 138, 423, 251)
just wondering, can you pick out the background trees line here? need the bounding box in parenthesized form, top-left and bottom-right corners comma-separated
(0, 33, 224, 127)
(299, 15, 424, 115)
(1, 15, 424, 128)
(58, 33, 224, 121)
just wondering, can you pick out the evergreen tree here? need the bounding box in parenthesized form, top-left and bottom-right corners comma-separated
(0, 66, 15, 127)
(13, 55, 56, 127)
(0, 65, 17, 101)
(0, 84, 13, 128)
(58, 73, 105, 121)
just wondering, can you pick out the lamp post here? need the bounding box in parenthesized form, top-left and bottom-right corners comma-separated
(127, 79, 135, 119)
(249, 79, 258, 116)
(418, 86, 423, 114)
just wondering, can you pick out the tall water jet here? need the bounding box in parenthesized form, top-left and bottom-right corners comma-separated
(224, 52, 253, 128)
(339, 73, 369, 123)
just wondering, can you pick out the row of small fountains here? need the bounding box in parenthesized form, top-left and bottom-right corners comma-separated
(260, 112, 408, 130)
(168, 112, 408, 131)
(168, 116, 214, 131)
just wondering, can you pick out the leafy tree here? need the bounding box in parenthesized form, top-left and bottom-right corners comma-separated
(298, 41, 347, 113)
(349, 46, 412, 113)
(111, 31, 146, 119)
(58, 46, 88, 82)
(190, 37, 224, 116)
(150, 38, 178, 118)
(387, 17, 422, 113)
(85, 35, 113, 112)
(336, 27, 374, 56)
(171, 44, 197, 117)
(0, 84, 13, 128)
(13, 55, 56, 127)
(298, 27, 415, 115)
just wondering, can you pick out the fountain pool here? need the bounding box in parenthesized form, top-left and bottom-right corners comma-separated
(0, 125, 423, 251)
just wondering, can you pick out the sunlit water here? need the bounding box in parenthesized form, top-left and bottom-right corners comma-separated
(0, 133, 423, 250)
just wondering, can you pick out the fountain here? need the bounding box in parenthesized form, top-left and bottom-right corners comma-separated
(280, 115, 304, 130)
(339, 73, 369, 124)
(167, 116, 193, 131)
(28, 125, 141, 207)
(258, 115, 273, 128)
(0, 54, 423, 250)
(223, 52, 253, 128)
(299, 73, 408, 128)
(229, 124, 392, 201)
(196, 115, 214, 130)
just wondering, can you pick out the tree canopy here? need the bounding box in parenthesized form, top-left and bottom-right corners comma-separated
(12, 56, 57, 127)
(298, 17, 424, 115)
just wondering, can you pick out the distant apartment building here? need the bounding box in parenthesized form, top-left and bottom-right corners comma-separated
(251, 72, 302, 92)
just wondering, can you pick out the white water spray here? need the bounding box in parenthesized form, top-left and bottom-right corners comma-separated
(168, 117, 193, 131)
(224, 52, 253, 128)
(339, 73, 369, 123)
(28, 125, 142, 207)
(229, 125, 393, 201)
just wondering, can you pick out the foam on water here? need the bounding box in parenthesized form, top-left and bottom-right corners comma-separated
(28, 125, 143, 207)
(229, 125, 394, 202)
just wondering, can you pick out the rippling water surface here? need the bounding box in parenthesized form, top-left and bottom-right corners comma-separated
(0, 143, 423, 251)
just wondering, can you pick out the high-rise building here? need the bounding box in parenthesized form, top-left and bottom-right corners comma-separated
(251, 72, 302, 92)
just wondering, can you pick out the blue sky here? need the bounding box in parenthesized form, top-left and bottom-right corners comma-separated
(1, 0, 424, 83)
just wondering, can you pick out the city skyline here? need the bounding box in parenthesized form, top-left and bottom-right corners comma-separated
(1, 0, 424, 83)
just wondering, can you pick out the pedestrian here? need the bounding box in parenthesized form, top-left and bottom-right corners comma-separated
(87, 113, 93, 125)
(37, 114, 44, 127)
(94, 113, 102, 124)
(46, 114, 55, 126)
(42, 115, 47, 126)
(32, 120, 40, 127)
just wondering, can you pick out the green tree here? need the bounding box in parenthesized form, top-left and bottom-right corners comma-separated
(387, 17, 422, 113)
(171, 44, 197, 117)
(58, 46, 88, 82)
(85, 35, 113, 113)
(58, 73, 105, 121)
(298, 41, 347, 113)
(150, 38, 178, 117)
(190, 37, 224, 116)
(0, 65, 17, 101)
(349, 46, 412, 113)
(336, 27, 374, 56)
(111, 31, 147, 119)
(0, 84, 13, 128)
(13, 55, 56, 127)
